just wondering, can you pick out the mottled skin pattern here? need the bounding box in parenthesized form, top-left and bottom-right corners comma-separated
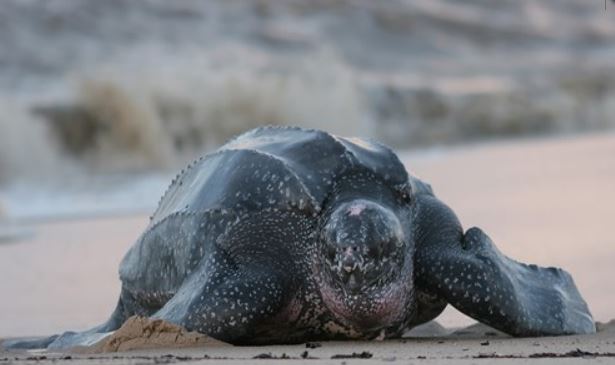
(4, 127, 595, 349)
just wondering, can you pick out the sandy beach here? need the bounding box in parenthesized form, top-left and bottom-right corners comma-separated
(2, 321, 615, 364)
(1, 132, 614, 363)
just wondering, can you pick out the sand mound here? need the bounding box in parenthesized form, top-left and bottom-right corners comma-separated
(80, 316, 227, 353)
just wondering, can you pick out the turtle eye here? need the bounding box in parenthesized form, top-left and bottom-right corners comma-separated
(395, 183, 413, 204)
(381, 239, 397, 256)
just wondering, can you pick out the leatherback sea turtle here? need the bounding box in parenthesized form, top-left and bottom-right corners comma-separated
(6, 126, 594, 349)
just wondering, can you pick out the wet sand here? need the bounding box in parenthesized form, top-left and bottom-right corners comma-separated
(1, 132, 614, 363)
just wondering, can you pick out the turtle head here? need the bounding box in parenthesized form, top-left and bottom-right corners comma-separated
(317, 199, 414, 331)
(322, 200, 406, 291)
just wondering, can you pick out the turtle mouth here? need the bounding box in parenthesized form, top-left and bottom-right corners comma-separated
(336, 263, 371, 293)
(329, 258, 395, 294)
(318, 258, 412, 331)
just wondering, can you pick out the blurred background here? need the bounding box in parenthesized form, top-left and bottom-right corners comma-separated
(0, 0, 614, 219)
(0, 0, 614, 337)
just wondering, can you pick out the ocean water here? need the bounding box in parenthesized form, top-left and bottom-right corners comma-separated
(1, 0, 614, 220)
(0, 173, 171, 221)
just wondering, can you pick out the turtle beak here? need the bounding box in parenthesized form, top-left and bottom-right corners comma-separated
(339, 248, 365, 292)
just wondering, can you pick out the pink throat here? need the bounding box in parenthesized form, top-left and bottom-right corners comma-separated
(319, 280, 410, 330)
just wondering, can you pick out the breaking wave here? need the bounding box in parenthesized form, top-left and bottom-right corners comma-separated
(4, 58, 615, 186)
(0, 100, 64, 184)
(18, 51, 369, 177)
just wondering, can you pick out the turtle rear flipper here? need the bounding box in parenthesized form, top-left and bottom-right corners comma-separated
(2, 292, 136, 350)
(2, 322, 115, 350)
(414, 196, 595, 336)
(2, 335, 59, 350)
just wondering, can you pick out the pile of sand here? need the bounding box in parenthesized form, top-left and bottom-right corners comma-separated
(79, 316, 227, 353)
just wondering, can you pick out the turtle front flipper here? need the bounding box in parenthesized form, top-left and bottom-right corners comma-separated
(151, 208, 314, 345)
(151, 257, 294, 344)
(414, 195, 595, 336)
